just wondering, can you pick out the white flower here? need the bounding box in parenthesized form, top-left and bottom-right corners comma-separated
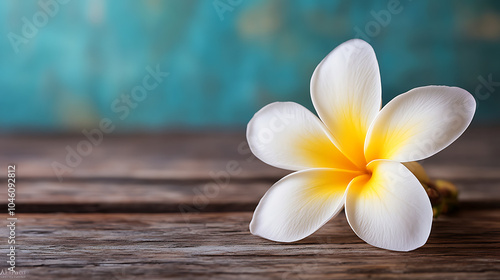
(246, 39, 476, 251)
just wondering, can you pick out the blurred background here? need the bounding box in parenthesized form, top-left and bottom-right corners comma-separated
(0, 0, 499, 133)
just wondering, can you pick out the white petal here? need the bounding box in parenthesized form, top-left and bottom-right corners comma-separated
(365, 86, 476, 163)
(345, 160, 433, 251)
(311, 39, 381, 168)
(250, 168, 359, 242)
(247, 102, 357, 171)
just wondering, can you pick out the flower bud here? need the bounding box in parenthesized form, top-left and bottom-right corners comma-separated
(434, 179, 458, 198)
(434, 180, 459, 215)
(404, 163, 459, 217)
(403, 161, 430, 184)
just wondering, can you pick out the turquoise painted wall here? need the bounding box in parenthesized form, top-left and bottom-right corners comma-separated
(1, 0, 499, 132)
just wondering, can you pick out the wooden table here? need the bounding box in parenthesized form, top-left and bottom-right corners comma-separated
(0, 127, 499, 279)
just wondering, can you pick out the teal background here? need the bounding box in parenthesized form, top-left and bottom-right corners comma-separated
(1, 0, 499, 132)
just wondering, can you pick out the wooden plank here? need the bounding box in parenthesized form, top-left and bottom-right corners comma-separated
(0, 126, 499, 181)
(0, 131, 288, 180)
(2, 180, 270, 213)
(6, 209, 500, 279)
(0, 178, 498, 213)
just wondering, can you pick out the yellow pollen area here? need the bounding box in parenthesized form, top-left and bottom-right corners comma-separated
(292, 129, 378, 199)
(283, 108, 394, 200)
(348, 161, 392, 201)
(291, 113, 376, 174)
(348, 174, 371, 194)
(348, 172, 379, 200)
(302, 169, 362, 198)
(293, 130, 360, 171)
(330, 109, 371, 170)
(365, 121, 418, 162)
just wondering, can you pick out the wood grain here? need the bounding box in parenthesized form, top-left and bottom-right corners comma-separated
(0, 127, 499, 279)
(0, 178, 497, 213)
(0, 127, 499, 181)
(5, 209, 500, 279)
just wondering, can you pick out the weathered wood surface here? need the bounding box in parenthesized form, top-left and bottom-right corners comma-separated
(0, 126, 499, 279)
(0, 127, 499, 180)
(0, 179, 498, 213)
(0, 127, 499, 213)
(5, 209, 500, 279)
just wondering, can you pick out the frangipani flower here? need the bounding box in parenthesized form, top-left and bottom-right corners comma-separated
(246, 39, 476, 251)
